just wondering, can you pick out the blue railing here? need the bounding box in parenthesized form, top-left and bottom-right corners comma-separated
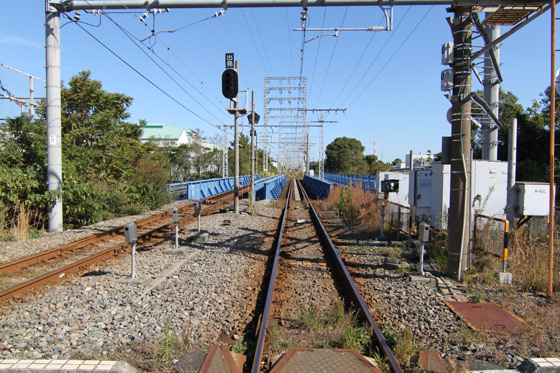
(302, 175, 334, 199)
(324, 173, 377, 193)
(168, 175, 261, 200)
(254, 174, 287, 200)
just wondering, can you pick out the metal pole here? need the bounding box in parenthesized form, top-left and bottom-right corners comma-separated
(46, 2, 63, 233)
(29, 76, 35, 121)
(548, 0, 556, 298)
(131, 242, 137, 278)
(483, 23, 500, 161)
(234, 61, 240, 215)
(251, 91, 255, 209)
(447, 8, 472, 281)
(506, 118, 517, 229)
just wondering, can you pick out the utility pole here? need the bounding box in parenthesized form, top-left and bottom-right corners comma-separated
(482, 23, 500, 160)
(217, 124, 231, 178)
(311, 117, 337, 179)
(46, 2, 63, 233)
(234, 62, 240, 215)
(447, 8, 473, 281)
(250, 91, 256, 211)
(0, 63, 44, 121)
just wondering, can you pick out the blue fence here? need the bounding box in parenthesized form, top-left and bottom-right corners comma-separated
(324, 173, 377, 193)
(168, 175, 261, 200)
(254, 174, 287, 200)
(302, 175, 334, 199)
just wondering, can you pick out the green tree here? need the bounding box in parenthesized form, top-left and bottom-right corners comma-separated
(0, 115, 57, 229)
(0, 71, 172, 232)
(325, 137, 368, 174)
(364, 154, 390, 174)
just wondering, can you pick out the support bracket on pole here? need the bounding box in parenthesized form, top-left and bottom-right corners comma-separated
(472, 12, 503, 83)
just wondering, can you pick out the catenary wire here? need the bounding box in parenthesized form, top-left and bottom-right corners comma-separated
(308, 8, 328, 95)
(345, 5, 434, 108)
(251, 9, 274, 74)
(64, 13, 219, 129)
(312, 6, 348, 108)
(99, 11, 229, 125)
(242, 9, 270, 76)
(286, 8, 295, 76)
(115, 8, 230, 116)
(337, 6, 412, 109)
(328, 11, 386, 108)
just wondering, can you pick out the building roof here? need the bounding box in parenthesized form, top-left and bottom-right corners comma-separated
(140, 124, 186, 141)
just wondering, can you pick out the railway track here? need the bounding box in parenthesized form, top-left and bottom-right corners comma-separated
(0, 185, 251, 305)
(250, 179, 401, 373)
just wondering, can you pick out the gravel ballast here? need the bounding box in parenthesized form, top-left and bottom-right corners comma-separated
(0, 199, 280, 364)
(1, 196, 558, 371)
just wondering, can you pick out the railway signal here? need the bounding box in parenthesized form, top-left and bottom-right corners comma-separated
(222, 69, 238, 99)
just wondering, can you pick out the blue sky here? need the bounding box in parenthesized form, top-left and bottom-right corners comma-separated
(0, 2, 552, 163)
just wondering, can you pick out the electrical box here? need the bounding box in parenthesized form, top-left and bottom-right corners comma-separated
(194, 201, 201, 215)
(124, 222, 137, 243)
(441, 42, 454, 65)
(381, 179, 399, 193)
(377, 171, 410, 205)
(410, 169, 432, 221)
(419, 222, 430, 242)
(173, 208, 179, 224)
(514, 182, 552, 216)
(441, 69, 453, 91)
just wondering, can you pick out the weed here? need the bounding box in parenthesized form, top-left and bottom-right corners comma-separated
(339, 323, 371, 352)
(268, 321, 281, 352)
(380, 325, 397, 348)
(394, 328, 418, 367)
(231, 340, 248, 354)
(297, 305, 322, 331)
(153, 317, 190, 364)
(371, 348, 390, 372)
(327, 300, 345, 327)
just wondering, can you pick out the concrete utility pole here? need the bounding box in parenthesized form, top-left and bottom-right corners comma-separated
(0, 63, 45, 122)
(482, 23, 500, 160)
(447, 7, 473, 281)
(46, 2, 63, 233)
(506, 118, 517, 228)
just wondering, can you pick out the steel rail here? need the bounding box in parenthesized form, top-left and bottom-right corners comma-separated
(251, 180, 292, 373)
(0, 186, 250, 304)
(0, 186, 247, 276)
(298, 179, 402, 373)
(0, 241, 130, 303)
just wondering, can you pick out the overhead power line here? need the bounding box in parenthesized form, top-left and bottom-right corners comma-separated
(65, 13, 219, 128)
(346, 5, 434, 108)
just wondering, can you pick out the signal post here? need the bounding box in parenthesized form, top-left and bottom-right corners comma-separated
(223, 55, 246, 214)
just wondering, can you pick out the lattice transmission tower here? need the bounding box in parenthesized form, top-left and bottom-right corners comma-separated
(263, 77, 307, 173)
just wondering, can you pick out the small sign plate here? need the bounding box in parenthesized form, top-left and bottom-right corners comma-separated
(225, 53, 234, 69)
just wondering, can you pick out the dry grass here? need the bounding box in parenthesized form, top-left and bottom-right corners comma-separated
(314, 184, 383, 236)
(508, 225, 560, 292)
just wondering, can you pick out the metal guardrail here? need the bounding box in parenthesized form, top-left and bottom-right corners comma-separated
(324, 173, 377, 193)
(302, 174, 334, 199)
(473, 213, 509, 272)
(167, 175, 261, 200)
(254, 174, 287, 200)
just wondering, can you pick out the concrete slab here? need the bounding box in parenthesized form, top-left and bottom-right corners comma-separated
(444, 301, 528, 333)
(270, 348, 380, 372)
(0, 360, 136, 372)
(519, 357, 560, 373)
(408, 274, 438, 289)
